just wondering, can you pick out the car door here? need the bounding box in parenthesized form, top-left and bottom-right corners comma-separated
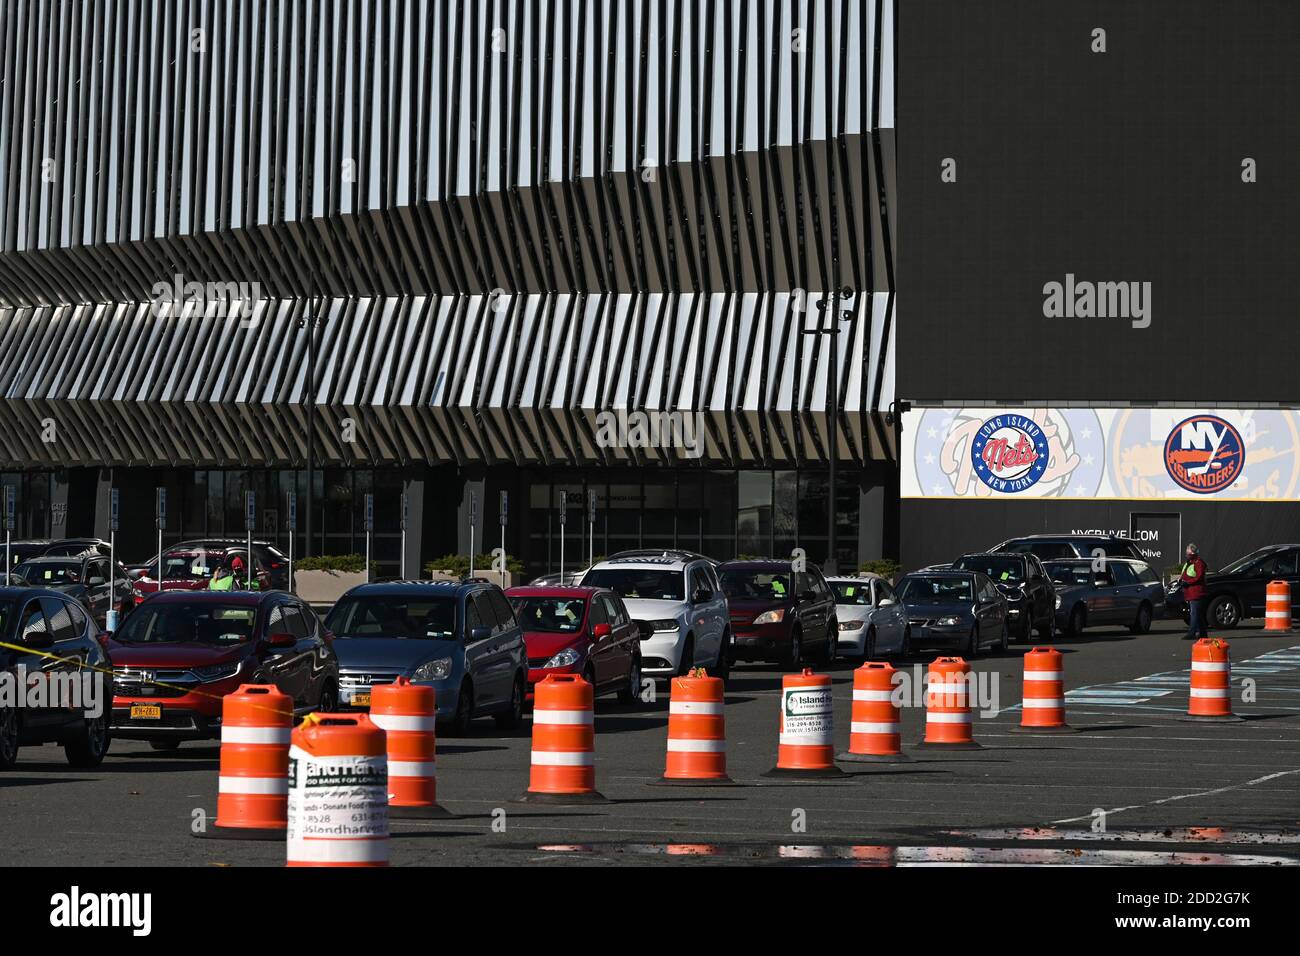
(585, 596, 613, 688)
(261, 601, 308, 704)
(488, 590, 525, 700)
(688, 564, 725, 665)
(602, 592, 638, 679)
(16, 600, 67, 731)
(1108, 562, 1143, 624)
(976, 576, 1004, 637)
(869, 579, 904, 652)
(1267, 548, 1300, 615)
(1025, 557, 1053, 628)
(83, 557, 112, 625)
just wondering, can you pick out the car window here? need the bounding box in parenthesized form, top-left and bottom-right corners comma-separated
(954, 555, 1026, 585)
(66, 600, 88, 636)
(111, 603, 257, 645)
(877, 580, 896, 603)
(1025, 542, 1074, 560)
(1045, 562, 1089, 587)
(581, 567, 685, 601)
(830, 580, 871, 606)
(1110, 563, 1139, 586)
(14, 560, 82, 586)
(20, 601, 49, 642)
(472, 593, 501, 635)
(601, 594, 624, 625)
(283, 605, 309, 640)
(1261, 550, 1300, 576)
(1135, 564, 1159, 585)
(898, 576, 973, 604)
(41, 597, 76, 642)
(327, 596, 457, 639)
(690, 567, 713, 599)
(266, 604, 286, 635)
(720, 569, 792, 600)
(588, 598, 608, 627)
(489, 591, 517, 631)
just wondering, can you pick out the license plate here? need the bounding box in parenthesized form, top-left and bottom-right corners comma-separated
(130, 703, 162, 720)
(351, 692, 371, 708)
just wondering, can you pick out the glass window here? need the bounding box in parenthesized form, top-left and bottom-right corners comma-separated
(676, 475, 703, 553)
(737, 472, 772, 557)
(1136, 564, 1159, 585)
(701, 471, 736, 559)
(720, 568, 792, 600)
(1110, 563, 1138, 586)
(489, 591, 516, 630)
(66, 601, 88, 637)
(582, 567, 685, 601)
(898, 575, 974, 604)
(511, 597, 587, 633)
(115, 603, 256, 645)
(601, 594, 625, 625)
(953, 555, 1026, 585)
(643, 477, 676, 547)
(587, 598, 607, 627)
(283, 605, 309, 640)
(42, 598, 75, 642)
(326, 596, 458, 640)
(773, 471, 798, 559)
(829, 579, 871, 605)
(20, 602, 49, 642)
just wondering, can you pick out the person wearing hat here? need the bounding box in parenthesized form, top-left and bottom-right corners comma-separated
(229, 554, 259, 591)
(1180, 543, 1208, 640)
(208, 563, 236, 591)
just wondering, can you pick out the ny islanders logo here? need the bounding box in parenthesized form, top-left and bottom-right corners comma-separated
(970, 415, 1048, 492)
(1164, 414, 1245, 494)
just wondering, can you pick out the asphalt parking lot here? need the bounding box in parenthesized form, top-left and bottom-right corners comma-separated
(3, 618, 1300, 866)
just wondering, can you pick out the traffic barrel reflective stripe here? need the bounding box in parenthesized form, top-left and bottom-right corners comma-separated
(370, 676, 451, 818)
(1266, 581, 1292, 633)
(1184, 638, 1242, 721)
(287, 713, 388, 867)
(517, 674, 607, 803)
(207, 684, 294, 838)
(764, 669, 845, 777)
(838, 661, 910, 763)
(919, 657, 982, 749)
(659, 673, 733, 784)
(1014, 647, 1076, 733)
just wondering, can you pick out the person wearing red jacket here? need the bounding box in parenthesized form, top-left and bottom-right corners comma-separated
(1180, 543, 1208, 640)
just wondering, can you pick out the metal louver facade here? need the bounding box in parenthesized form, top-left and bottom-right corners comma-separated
(0, 0, 896, 470)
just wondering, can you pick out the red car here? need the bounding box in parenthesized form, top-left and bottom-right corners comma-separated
(107, 591, 339, 750)
(505, 585, 643, 704)
(131, 547, 272, 594)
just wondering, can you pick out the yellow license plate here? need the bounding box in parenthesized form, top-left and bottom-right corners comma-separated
(351, 693, 371, 708)
(130, 703, 162, 720)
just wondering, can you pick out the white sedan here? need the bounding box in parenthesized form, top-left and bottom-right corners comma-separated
(827, 576, 910, 659)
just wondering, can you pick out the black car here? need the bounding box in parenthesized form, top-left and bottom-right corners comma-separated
(952, 552, 1055, 641)
(896, 570, 1008, 657)
(718, 560, 838, 668)
(993, 534, 1146, 563)
(11, 554, 138, 628)
(1045, 558, 1165, 636)
(0, 586, 113, 769)
(1165, 544, 1300, 629)
(4, 540, 55, 574)
(41, 538, 114, 558)
(127, 538, 291, 591)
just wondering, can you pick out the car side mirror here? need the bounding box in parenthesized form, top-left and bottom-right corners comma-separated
(592, 623, 611, 638)
(878, 597, 896, 607)
(87, 576, 105, 587)
(22, 629, 53, 650)
(265, 631, 296, 649)
(468, 624, 492, 643)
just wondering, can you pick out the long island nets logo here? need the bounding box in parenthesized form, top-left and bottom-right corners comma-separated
(970, 414, 1048, 493)
(1164, 414, 1245, 494)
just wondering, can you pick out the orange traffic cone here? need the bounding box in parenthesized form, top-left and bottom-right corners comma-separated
(764, 668, 845, 778)
(516, 673, 608, 803)
(196, 684, 294, 841)
(371, 677, 452, 817)
(837, 661, 911, 762)
(1182, 638, 1243, 722)
(655, 670, 736, 785)
(917, 657, 983, 749)
(1010, 647, 1078, 734)
(287, 713, 389, 866)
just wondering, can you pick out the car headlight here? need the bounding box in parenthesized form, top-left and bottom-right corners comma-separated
(838, 620, 864, 631)
(754, 609, 786, 625)
(1055, 595, 1062, 609)
(544, 647, 582, 668)
(936, 616, 962, 626)
(648, 619, 679, 633)
(411, 657, 453, 682)
(192, 661, 242, 683)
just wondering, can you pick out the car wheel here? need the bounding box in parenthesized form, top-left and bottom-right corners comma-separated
(1068, 604, 1086, 638)
(618, 651, 642, 705)
(316, 681, 338, 714)
(786, 629, 803, 671)
(965, 626, 980, 659)
(1129, 602, 1153, 635)
(1209, 596, 1240, 629)
(708, 631, 731, 683)
(149, 740, 181, 752)
(495, 675, 524, 729)
(445, 681, 474, 737)
(0, 707, 18, 770)
(64, 712, 110, 768)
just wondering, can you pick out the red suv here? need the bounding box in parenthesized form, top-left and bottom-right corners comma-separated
(107, 591, 339, 750)
(506, 586, 643, 705)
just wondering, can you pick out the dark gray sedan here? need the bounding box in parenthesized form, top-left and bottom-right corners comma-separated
(896, 570, 1009, 658)
(1044, 558, 1165, 637)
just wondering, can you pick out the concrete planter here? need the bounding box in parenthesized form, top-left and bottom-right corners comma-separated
(294, 569, 368, 605)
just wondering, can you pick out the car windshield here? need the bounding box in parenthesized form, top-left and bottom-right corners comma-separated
(1044, 562, 1091, 587)
(327, 597, 457, 640)
(719, 570, 791, 601)
(152, 552, 222, 581)
(13, 560, 80, 585)
(829, 581, 873, 606)
(581, 568, 684, 601)
(115, 604, 256, 645)
(510, 597, 586, 633)
(898, 576, 973, 604)
(1218, 548, 1275, 575)
(954, 556, 1025, 585)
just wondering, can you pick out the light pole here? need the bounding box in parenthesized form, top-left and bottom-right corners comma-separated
(802, 292, 853, 576)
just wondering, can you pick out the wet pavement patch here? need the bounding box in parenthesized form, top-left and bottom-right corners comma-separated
(941, 826, 1300, 846)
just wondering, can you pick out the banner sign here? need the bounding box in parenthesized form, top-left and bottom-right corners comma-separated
(903, 407, 1300, 501)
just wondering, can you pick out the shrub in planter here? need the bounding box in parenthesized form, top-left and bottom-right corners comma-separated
(424, 553, 524, 578)
(858, 559, 903, 581)
(293, 554, 375, 605)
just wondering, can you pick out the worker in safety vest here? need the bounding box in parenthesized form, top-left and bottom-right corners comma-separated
(1180, 542, 1208, 640)
(209, 563, 235, 591)
(230, 554, 259, 590)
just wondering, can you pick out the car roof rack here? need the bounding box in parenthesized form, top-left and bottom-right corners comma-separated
(605, 549, 711, 562)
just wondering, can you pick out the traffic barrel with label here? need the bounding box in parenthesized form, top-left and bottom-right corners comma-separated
(1183, 638, 1243, 722)
(764, 668, 845, 777)
(197, 684, 294, 840)
(656, 671, 735, 785)
(287, 713, 389, 867)
(516, 673, 608, 803)
(837, 661, 910, 762)
(1011, 647, 1077, 734)
(370, 676, 451, 817)
(918, 657, 982, 749)
(1265, 580, 1292, 634)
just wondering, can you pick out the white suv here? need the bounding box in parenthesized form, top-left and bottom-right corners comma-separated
(580, 551, 731, 682)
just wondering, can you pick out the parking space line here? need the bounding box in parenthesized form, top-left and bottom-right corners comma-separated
(1049, 768, 1300, 824)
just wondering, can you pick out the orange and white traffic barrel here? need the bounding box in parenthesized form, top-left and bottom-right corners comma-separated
(1011, 647, 1077, 734)
(764, 668, 845, 777)
(371, 677, 451, 818)
(516, 673, 608, 803)
(198, 684, 294, 840)
(287, 713, 389, 867)
(838, 661, 911, 762)
(1183, 638, 1243, 722)
(918, 657, 982, 749)
(657, 671, 735, 785)
(1265, 580, 1292, 634)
